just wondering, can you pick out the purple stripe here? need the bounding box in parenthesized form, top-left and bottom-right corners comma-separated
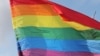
(21, 49, 100, 56)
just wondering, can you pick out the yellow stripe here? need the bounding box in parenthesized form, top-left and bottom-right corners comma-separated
(12, 15, 70, 29)
(12, 15, 91, 30)
(65, 22, 91, 30)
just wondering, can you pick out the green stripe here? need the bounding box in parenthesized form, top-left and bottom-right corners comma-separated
(80, 29, 100, 40)
(15, 26, 100, 40)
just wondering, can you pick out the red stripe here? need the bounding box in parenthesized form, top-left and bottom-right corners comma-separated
(21, 49, 100, 56)
(10, 0, 49, 6)
(48, 1, 100, 30)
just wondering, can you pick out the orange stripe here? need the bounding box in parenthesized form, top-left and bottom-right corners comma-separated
(11, 4, 58, 17)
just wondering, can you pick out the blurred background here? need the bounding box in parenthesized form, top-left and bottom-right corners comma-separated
(0, 0, 100, 56)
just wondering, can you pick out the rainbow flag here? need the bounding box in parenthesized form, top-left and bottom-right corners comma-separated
(10, 0, 100, 56)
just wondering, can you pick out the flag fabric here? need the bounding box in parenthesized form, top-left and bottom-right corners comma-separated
(10, 0, 100, 56)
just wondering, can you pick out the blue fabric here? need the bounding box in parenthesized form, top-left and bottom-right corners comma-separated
(18, 37, 100, 53)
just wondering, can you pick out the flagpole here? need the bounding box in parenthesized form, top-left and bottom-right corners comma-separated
(93, 11, 96, 19)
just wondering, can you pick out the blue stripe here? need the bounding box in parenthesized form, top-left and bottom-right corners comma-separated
(18, 37, 100, 53)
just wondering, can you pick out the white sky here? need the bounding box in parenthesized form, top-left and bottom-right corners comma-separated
(0, 0, 18, 56)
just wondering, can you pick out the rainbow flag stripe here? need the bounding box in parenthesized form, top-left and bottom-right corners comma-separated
(10, 0, 100, 56)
